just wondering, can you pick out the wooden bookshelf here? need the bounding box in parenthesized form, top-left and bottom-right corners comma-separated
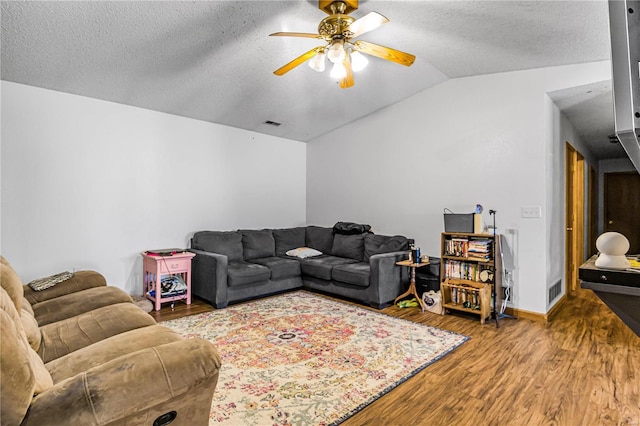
(441, 278, 492, 324)
(440, 232, 501, 324)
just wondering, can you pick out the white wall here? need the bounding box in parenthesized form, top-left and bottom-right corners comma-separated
(1, 82, 307, 294)
(546, 97, 599, 309)
(307, 61, 611, 314)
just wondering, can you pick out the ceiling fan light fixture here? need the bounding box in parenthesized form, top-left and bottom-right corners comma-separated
(330, 61, 347, 79)
(327, 40, 346, 64)
(350, 50, 368, 72)
(270, 0, 415, 87)
(308, 50, 326, 72)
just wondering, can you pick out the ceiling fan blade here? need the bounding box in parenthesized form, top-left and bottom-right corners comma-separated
(269, 32, 325, 39)
(354, 40, 415, 67)
(273, 47, 321, 76)
(347, 12, 389, 38)
(340, 55, 354, 89)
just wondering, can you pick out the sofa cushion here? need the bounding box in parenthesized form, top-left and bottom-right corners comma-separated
(38, 303, 157, 364)
(227, 261, 271, 287)
(27, 345, 53, 395)
(364, 234, 410, 262)
(332, 233, 366, 261)
(31, 286, 134, 326)
(20, 309, 41, 351)
(21, 298, 34, 316)
(23, 270, 107, 306)
(251, 257, 301, 280)
(298, 256, 359, 281)
(0, 307, 33, 425)
(191, 231, 243, 261)
(332, 263, 371, 287)
(1, 285, 53, 416)
(1, 286, 36, 424)
(1, 263, 23, 312)
(45, 325, 183, 383)
(240, 229, 275, 260)
(272, 227, 307, 256)
(306, 226, 334, 254)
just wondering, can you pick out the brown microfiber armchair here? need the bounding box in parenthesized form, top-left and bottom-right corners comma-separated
(0, 259, 222, 426)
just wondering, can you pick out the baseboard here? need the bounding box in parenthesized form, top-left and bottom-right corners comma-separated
(545, 294, 567, 322)
(500, 294, 567, 323)
(501, 307, 542, 322)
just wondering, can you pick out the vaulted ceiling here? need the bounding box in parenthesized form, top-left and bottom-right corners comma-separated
(0, 0, 627, 158)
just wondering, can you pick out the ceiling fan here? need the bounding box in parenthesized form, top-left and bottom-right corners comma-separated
(270, 0, 415, 88)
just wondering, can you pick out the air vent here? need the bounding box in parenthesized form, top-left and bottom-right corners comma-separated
(608, 134, 620, 144)
(263, 120, 282, 127)
(548, 280, 562, 303)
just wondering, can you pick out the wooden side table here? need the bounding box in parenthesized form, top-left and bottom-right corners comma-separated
(142, 251, 195, 311)
(395, 259, 430, 311)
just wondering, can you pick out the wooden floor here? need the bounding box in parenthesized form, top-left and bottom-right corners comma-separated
(151, 289, 640, 426)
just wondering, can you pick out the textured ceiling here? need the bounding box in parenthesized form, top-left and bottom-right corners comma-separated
(550, 80, 627, 159)
(0, 0, 620, 157)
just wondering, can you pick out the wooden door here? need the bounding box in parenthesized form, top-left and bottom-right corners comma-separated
(604, 172, 640, 254)
(565, 143, 585, 294)
(588, 165, 598, 257)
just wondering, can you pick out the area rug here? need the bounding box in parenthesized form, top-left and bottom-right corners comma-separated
(162, 291, 468, 425)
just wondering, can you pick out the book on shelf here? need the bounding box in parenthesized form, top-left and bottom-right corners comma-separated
(444, 260, 494, 283)
(467, 239, 492, 260)
(445, 237, 469, 257)
(444, 236, 492, 259)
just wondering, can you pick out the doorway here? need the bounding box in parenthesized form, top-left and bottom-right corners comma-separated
(588, 165, 598, 257)
(565, 143, 585, 294)
(604, 171, 640, 254)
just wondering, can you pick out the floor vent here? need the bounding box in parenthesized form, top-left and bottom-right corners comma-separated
(548, 280, 562, 303)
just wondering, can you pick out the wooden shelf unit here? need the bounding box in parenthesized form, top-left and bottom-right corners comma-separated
(440, 232, 501, 324)
(441, 278, 492, 324)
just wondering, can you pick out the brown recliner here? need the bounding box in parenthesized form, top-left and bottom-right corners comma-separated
(0, 258, 221, 426)
(1, 256, 135, 326)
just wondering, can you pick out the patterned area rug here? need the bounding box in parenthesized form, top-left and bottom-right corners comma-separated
(162, 291, 468, 425)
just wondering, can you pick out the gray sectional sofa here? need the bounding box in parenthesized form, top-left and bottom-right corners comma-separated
(189, 225, 412, 309)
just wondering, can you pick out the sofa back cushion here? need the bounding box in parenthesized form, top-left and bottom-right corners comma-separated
(191, 231, 243, 261)
(272, 227, 307, 257)
(305, 226, 334, 254)
(21, 309, 42, 352)
(364, 234, 410, 262)
(1, 286, 54, 425)
(1, 263, 23, 312)
(239, 229, 276, 260)
(1, 307, 34, 425)
(332, 233, 366, 261)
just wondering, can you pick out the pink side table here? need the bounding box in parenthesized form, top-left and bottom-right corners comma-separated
(142, 251, 195, 311)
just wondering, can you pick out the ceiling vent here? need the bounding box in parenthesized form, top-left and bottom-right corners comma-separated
(263, 120, 282, 127)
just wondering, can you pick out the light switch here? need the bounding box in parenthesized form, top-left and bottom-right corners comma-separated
(521, 206, 542, 218)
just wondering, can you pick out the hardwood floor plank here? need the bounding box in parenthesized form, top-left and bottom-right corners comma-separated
(151, 289, 640, 425)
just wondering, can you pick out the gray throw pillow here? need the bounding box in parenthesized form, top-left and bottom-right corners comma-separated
(191, 231, 243, 261)
(332, 233, 366, 261)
